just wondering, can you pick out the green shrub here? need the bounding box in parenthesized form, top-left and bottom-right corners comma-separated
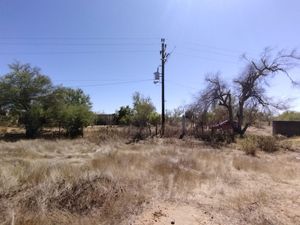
(61, 105, 93, 138)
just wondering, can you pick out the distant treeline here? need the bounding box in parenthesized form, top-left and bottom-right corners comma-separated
(276, 111, 300, 121)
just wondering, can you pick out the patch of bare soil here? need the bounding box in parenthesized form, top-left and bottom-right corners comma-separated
(247, 125, 272, 136)
(133, 203, 211, 225)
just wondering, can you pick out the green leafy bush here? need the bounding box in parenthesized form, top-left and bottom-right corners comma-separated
(61, 105, 93, 138)
(46, 87, 93, 138)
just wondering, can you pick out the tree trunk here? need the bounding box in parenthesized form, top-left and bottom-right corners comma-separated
(227, 94, 235, 132)
(148, 124, 151, 136)
(236, 101, 249, 137)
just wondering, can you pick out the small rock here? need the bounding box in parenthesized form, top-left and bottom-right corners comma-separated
(171, 221, 175, 224)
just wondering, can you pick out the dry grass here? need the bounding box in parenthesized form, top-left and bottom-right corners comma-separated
(239, 135, 280, 156)
(239, 136, 258, 156)
(0, 136, 300, 225)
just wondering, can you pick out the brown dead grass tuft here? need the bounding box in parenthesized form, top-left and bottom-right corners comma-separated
(240, 136, 258, 156)
(21, 175, 121, 215)
(226, 190, 277, 225)
(232, 155, 298, 181)
(239, 135, 279, 154)
(0, 137, 299, 225)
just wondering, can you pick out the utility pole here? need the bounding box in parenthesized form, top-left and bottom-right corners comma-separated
(160, 38, 167, 136)
(154, 38, 169, 137)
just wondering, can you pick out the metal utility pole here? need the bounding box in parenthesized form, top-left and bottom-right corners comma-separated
(160, 38, 167, 136)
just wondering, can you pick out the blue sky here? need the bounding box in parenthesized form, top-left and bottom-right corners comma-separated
(0, 0, 299, 113)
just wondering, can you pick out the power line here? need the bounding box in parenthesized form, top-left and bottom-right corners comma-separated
(0, 42, 243, 61)
(179, 46, 239, 59)
(176, 52, 239, 64)
(0, 36, 160, 40)
(167, 80, 199, 91)
(53, 78, 132, 82)
(183, 41, 252, 55)
(0, 50, 157, 55)
(66, 79, 153, 88)
(54, 78, 202, 91)
(0, 42, 158, 46)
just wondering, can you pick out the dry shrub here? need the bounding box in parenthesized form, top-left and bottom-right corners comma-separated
(0, 127, 8, 135)
(85, 126, 132, 144)
(232, 156, 298, 181)
(257, 136, 278, 153)
(8, 173, 146, 225)
(7, 160, 86, 188)
(195, 130, 234, 147)
(45, 176, 119, 214)
(227, 190, 277, 225)
(152, 157, 200, 197)
(239, 135, 278, 155)
(229, 189, 268, 213)
(278, 139, 294, 151)
(18, 161, 52, 185)
(164, 124, 181, 138)
(274, 134, 288, 141)
(90, 151, 149, 176)
(232, 156, 268, 172)
(85, 126, 155, 144)
(240, 136, 257, 156)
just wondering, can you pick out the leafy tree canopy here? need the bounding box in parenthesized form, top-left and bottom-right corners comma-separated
(0, 62, 53, 137)
(0, 62, 93, 138)
(115, 105, 133, 125)
(132, 92, 156, 127)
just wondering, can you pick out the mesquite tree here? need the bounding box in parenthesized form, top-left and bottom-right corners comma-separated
(194, 48, 300, 136)
(0, 62, 53, 137)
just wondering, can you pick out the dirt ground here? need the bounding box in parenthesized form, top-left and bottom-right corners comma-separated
(0, 129, 299, 225)
(132, 145, 300, 225)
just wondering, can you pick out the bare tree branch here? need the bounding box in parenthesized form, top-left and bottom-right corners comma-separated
(193, 48, 300, 137)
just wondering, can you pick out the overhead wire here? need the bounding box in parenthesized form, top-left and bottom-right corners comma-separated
(179, 46, 240, 59)
(65, 79, 154, 88)
(175, 52, 239, 65)
(0, 36, 161, 40)
(166, 79, 199, 91)
(0, 37, 251, 65)
(0, 50, 157, 55)
(0, 36, 160, 55)
(53, 78, 131, 82)
(0, 42, 158, 46)
(183, 41, 253, 56)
